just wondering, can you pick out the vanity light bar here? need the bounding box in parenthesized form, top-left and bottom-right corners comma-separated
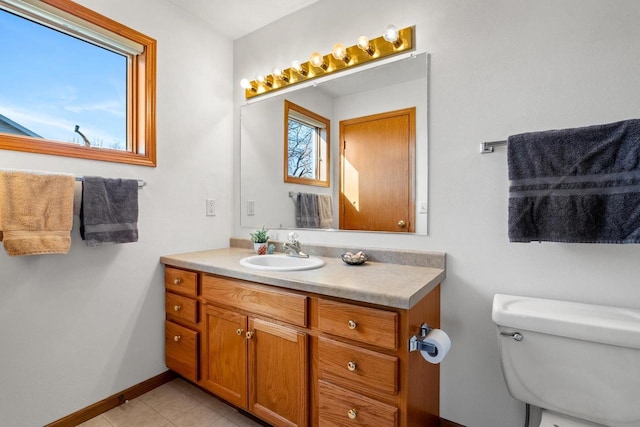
(242, 26, 414, 99)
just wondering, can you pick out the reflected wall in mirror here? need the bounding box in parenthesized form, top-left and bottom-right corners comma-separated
(241, 52, 428, 234)
(284, 100, 330, 187)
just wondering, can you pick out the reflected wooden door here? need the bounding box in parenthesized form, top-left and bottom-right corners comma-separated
(339, 108, 415, 232)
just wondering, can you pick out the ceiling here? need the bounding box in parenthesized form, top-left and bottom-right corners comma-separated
(166, 0, 320, 40)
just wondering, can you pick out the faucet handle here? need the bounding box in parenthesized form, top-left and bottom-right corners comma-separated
(288, 231, 299, 243)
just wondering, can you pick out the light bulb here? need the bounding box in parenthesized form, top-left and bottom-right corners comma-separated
(291, 60, 307, 76)
(255, 74, 272, 87)
(310, 52, 327, 70)
(383, 24, 400, 44)
(356, 35, 375, 56)
(272, 67, 289, 82)
(240, 78, 251, 89)
(356, 36, 369, 50)
(331, 43, 350, 63)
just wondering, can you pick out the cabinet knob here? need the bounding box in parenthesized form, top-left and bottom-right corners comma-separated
(236, 328, 244, 336)
(347, 409, 357, 420)
(347, 320, 357, 330)
(398, 220, 406, 228)
(246, 331, 255, 339)
(173, 305, 181, 312)
(173, 278, 182, 285)
(173, 335, 181, 342)
(347, 361, 357, 372)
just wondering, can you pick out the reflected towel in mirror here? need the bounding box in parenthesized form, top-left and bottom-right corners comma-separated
(295, 192, 319, 228)
(318, 194, 333, 229)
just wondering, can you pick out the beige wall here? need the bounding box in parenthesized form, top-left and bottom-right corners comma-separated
(0, 1, 233, 425)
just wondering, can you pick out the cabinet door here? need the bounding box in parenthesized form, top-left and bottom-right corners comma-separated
(248, 318, 308, 427)
(201, 305, 247, 409)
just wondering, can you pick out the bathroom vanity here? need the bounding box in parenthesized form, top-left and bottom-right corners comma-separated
(161, 245, 445, 427)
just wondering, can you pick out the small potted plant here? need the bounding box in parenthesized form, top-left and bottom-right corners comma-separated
(250, 226, 269, 254)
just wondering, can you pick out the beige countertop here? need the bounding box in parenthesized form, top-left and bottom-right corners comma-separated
(161, 247, 445, 309)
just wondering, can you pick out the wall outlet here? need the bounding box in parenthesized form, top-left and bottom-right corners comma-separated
(247, 200, 255, 216)
(206, 199, 216, 216)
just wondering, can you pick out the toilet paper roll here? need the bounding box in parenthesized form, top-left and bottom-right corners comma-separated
(420, 328, 451, 364)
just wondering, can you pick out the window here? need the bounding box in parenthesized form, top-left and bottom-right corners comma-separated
(0, 0, 156, 166)
(284, 100, 330, 187)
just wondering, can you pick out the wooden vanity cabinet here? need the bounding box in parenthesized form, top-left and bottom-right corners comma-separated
(163, 266, 441, 427)
(312, 289, 441, 427)
(164, 267, 200, 383)
(200, 274, 309, 427)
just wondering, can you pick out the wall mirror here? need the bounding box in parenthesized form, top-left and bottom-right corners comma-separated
(240, 52, 428, 234)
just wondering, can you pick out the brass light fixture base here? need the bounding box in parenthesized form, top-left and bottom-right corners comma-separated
(243, 26, 414, 99)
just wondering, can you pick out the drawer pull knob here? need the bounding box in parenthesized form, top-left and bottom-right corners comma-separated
(347, 320, 357, 330)
(246, 331, 255, 339)
(173, 278, 182, 285)
(173, 335, 181, 342)
(173, 305, 181, 312)
(347, 409, 357, 420)
(236, 328, 244, 336)
(347, 361, 357, 372)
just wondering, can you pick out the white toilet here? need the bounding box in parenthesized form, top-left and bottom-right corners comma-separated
(492, 293, 640, 427)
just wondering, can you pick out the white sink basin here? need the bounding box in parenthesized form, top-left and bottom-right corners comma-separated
(239, 254, 324, 271)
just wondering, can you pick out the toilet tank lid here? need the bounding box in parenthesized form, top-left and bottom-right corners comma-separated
(492, 294, 640, 349)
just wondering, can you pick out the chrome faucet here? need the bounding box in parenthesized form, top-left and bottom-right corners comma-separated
(283, 232, 309, 258)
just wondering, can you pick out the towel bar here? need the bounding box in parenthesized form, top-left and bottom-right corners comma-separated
(75, 176, 146, 189)
(0, 169, 146, 189)
(480, 140, 507, 154)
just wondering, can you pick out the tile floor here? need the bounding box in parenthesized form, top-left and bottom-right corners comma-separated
(79, 378, 268, 427)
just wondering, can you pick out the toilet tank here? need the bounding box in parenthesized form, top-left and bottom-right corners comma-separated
(492, 294, 640, 427)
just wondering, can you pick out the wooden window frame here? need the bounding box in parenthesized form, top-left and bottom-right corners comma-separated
(283, 100, 330, 187)
(0, 0, 157, 167)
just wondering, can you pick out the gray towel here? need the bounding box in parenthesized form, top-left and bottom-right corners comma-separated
(295, 192, 319, 228)
(80, 177, 139, 246)
(508, 118, 640, 243)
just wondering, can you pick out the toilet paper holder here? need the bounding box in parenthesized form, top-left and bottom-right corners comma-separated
(409, 323, 438, 356)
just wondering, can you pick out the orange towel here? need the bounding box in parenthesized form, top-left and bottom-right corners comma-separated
(0, 171, 75, 256)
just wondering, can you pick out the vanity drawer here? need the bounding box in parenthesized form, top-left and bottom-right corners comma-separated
(166, 292, 198, 325)
(165, 320, 198, 382)
(318, 380, 398, 427)
(201, 275, 307, 327)
(318, 337, 398, 396)
(165, 267, 198, 297)
(317, 299, 398, 350)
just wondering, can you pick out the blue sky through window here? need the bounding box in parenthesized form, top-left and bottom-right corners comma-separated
(0, 9, 127, 149)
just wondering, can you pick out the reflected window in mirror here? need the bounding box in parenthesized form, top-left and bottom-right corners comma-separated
(284, 100, 330, 187)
